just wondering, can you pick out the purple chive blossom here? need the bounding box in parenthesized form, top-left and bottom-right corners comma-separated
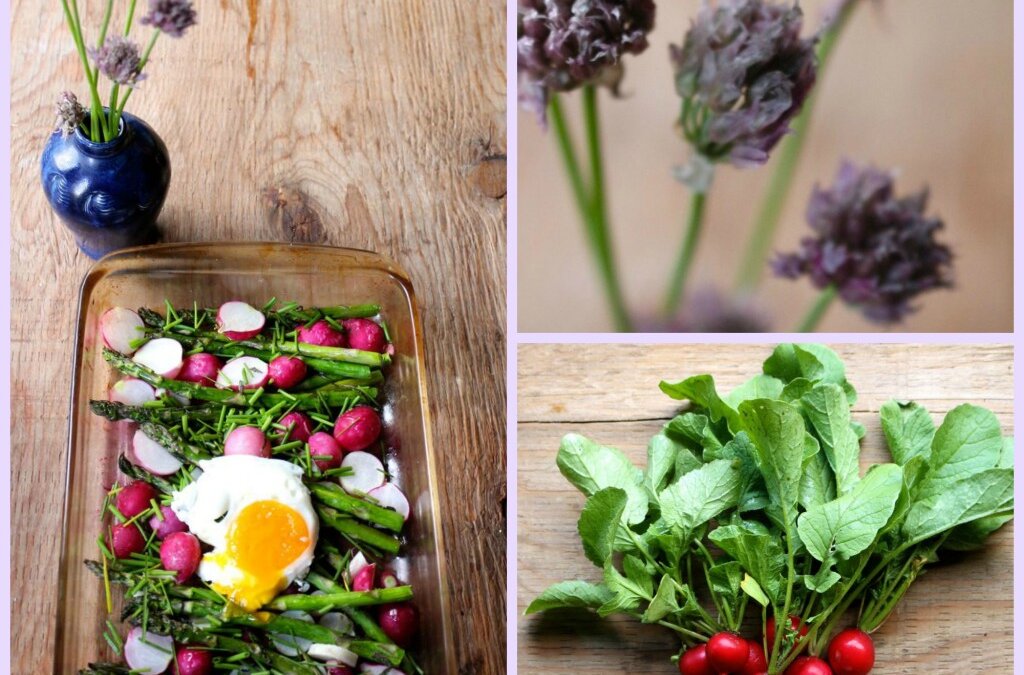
(140, 0, 198, 38)
(773, 161, 953, 323)
(90, 36, 146, 87)
(54, 91, 85, 137)
(517, 0, 656, 122)
(671, 0, 817, 167)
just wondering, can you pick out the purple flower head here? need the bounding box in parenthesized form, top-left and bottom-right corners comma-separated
(90, 36, 146, 87)
(671, 0, 817, 167)
(54, 91, 85, 137)
(773, 161, 953, 323)
(140, 0, 198, 38)
(518, 0, 656, 122)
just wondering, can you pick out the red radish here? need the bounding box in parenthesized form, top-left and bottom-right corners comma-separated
(706, 632, 749, 672)
(172, 646, 213, 675)
(177, 353, 222, 385)
(333, 406, 382, 452)
(786, 656, 833, 675)
(268, 355, 307, 389)
(124, 627, 174, 674)
(741, 640, 769, 674)
(347, 552, 369, 580)
(360, 666, 406, 675)
(224, 425, 272, 458)
(827, 628, 874, 675)
(767, 614, 809, 652)
(343, 318, 386, 353)
(339, 451, 386, 495)
(352, 563, 377, 591)
(110, 378, 156, 406)
(677, 645, 714, 675)
(132, 338, 184, 378)
(297, 320, 346, 347)
(279, 411, 314, 443)
(111, 522, 147, 559)
(216, 301, 265, 341)
(149, 505, 188, 539)
(309, 432, 343, 471)
(378, 569, 401, 589)
(368, 483, 410, 522)
(100, 307, 146, 355)
(160, 532, 201, 583)
(132, 428, 183, 475)
(116, 481, 159, 519)
(328, 667, 357, 675)
(215, 356, 270, 390)
(307, 644, 359, 667)
(377, 602, 418, 647)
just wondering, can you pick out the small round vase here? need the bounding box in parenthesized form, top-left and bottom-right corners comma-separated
(40, 110, 171, 259)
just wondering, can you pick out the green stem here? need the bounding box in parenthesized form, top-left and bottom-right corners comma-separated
(657, 619, 710, 643)
(795, 284, 838, 332)
(110, 30, 159, 132)
(124, 0, 139, 34)
(61, 0, 105, 141)
(268, 585, 413, 612)
(662, 187, 710, 318)
(310, 482, 406, 533)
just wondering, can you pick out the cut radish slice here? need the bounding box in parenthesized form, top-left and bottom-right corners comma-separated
(270, 610, 314, 656)
(132, 338, 184, 379)
(100, 307, 146, 355)
(110, 378, 156, 406)
(224, 425, 271, 458)
(217, 301, 265, 341)
(319, 611, 355, 636)
(124, 627, 174, 674)
(339, 452, 386, 495)
(347, 552, 369, 580)
(308, 644, 359, 667)
(360, 665, 406, 675)
(368, 483, 410, 522)
(216, 356, 270, 390)
(132, 428, 183, 476)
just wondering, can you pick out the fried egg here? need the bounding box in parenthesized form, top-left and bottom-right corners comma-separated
(170, 455, 318, 611)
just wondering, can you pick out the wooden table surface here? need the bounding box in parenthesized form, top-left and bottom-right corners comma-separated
(517, 344, 1013, 674)
(11, 2, 506, 673)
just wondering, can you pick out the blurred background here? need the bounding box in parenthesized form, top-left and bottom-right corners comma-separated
(517, 0, 1012, 332)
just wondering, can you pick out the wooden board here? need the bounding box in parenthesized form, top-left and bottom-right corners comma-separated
(517, 344, 1013, 674)
(10, 2, 506, 672)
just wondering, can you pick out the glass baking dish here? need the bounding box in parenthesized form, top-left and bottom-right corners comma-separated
(55, 242, 455, 674)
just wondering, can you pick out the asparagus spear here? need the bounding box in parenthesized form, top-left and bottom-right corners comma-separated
(90, 400, 222, 424)
(311, 482, 405, 533)
(140, 422, 212, 465)
(268, 585, 412, 611)
(317, 505, 402, 555)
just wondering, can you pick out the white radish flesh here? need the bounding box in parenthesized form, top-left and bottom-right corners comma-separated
(270, 610, 314, 656)
(308, 644, 359, 667)
(339, 452, 386, 495)
(347, 552, 369, 581)
(319, 611, 355, 636)
(132, 428, 183, 476)
(217, 301, 265, 340)
(124, 627, 175, 674)
(100, 307, 146, 355)
(368, 483, 410, 522)
(360, 666, 406, 675)
(110, 378, 156, 406)
(132, 338, 184, 379)
(216, 356, 270, 390)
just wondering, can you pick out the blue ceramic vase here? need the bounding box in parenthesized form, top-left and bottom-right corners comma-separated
(40, 110, 171, 259)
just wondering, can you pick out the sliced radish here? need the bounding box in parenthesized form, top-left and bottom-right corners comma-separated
(217, 301, 265, 341)
(270, 610, 314, 656)
(124, 627, 175, 674)
(319, 611, 355, 636)
(132, 428, 183, 475)
(132, 338, 184, 379)
(368, 483, 410, 522)
(110, 378, 156, 406)
(352, 563, 377, 591)
(308, 644, 359, 667)
(360, 665, 406, 675)
(339, 452, 386, 495)
(224, 425, 271, 458)
(347, 552, 369, 580)
(215, 356, 270, 390)
(100, 307, 146, 355)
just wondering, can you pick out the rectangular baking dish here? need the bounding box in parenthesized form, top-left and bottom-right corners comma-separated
(55, 242, 455, 674)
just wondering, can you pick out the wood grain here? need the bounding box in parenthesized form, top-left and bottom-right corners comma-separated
(517, 344, 1013, 674)
(11, 2, 506, 673)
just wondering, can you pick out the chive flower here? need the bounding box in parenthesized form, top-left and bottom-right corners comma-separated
(54, 91, 85, 137)
(140, 0, 198, 38)
(90, 36, 146, 87)
(773, 161, 953, 323)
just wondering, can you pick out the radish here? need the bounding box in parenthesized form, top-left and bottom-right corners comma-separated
(216, 301, 265, 341)
(149, 505, 188, 539)
(360, 666, 406, 675)
(270, 610, 314, 656)
(160, 532, 201, 583)
(307, 644, 359, 667)
(215, 356, 270, 390)
(111, 522, 147, 559)
(766, 615, 808, 653)
(309, 432, 343, 471)
(377, 602, 418, 647)
(706, 632, 748, 672)
(132, 338, 184, 379)
(347, 552, 369, 580)
(368, 483, 410, 522)
(378, 569, 402, 589)
(343, 318, 386, 353)
(116, 481, 159, 519)
(132, 428, 183, 475)
(100, 307, 146, 355)
(110, 378, 156, 406)
(173, 646, 213, 675)
(333, 406, 382, 452)
(678, 644, 713, 675)
(224, 425, 272, 458)
(328, 668, 357, 675)
(785, 656, 833, 675)
(339, 452, 386, 495)
(319, 611, 355, 636)
(741, 640, 768, 675)
(352, 562, 377, 591)
(279, 411, 314, 443)
(268, 355, 307, 390)
(177, 353, 222, 385)
(827, 628, 874, 675)
(124, 627, 175, 674)
(297, 320, 346, 347)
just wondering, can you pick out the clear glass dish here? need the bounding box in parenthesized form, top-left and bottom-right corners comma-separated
(55, 242, 455, 674)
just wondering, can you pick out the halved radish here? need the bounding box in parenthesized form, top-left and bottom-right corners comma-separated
(360, 665, 406, 675)
(100, 307, 146, 355)
(308, 644, 359, 667)
(132, 428, 183, 475)
(217, 301, 265, 341)
(319, 611, 355, 636)
(339, 452, 386, 495)
(224, 425, 272, 458)
(124, 626, 175, 674)
(351, 563, 377, 591)
(110, 378, 156, 406)
(216, 356, 270, 390)
(368, 483, 410, 522)
(347, 552, 369, 580)
(132, 338, 184, 379)
(270, 610, 314, 656)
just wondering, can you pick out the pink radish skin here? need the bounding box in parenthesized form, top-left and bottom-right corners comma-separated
(224, 425, 272, 458)
(368, 483, 410, 522)
(215, 356, 270, 390)
(351, 563, 377, 591)
(150, 505, 188, 539)
(116, 481, 159, 519)
(112, 523, 147, 559)
(297, 320, 346, 347)
(347, 552, 369, 582)
(100, 307, 146, 355)
(172, 646, 213, 675)
(333, 406, 382, 452)
(133, 429, 184, 475)
(343, 318, 386, 353)
(309, 432, 343, 471)
(269, 355, 308, 389)
(378, 569, 402, 590)
(160, 532, 201, 583)
(124, 627, 175, 674)
(110, 378, 156, 406)
(327, 667, 357, 675)
(217, 301, 265, 341)
(279, 411, 314, 443)
(377, 602, 419, 647)
(177, 353, 223, 385)
(132, 338, 184, 379)
(339, 452, 386, 495)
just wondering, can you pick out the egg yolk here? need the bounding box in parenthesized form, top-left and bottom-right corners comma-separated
(207, 499, 311, 610)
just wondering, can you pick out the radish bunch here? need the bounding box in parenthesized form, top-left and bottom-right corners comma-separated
(679, 626, 874, 675)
